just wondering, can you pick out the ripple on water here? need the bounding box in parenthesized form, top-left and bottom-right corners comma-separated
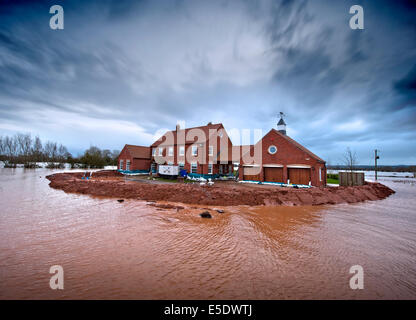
(0, 168, 415, 299)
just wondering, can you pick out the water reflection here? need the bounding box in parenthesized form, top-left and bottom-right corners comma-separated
(0, 168, 415, 299)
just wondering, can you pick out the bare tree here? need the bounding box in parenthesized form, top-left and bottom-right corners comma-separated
(57, 144, 70, 163)
(15, 133, 32, 164)
(0, 133, 72, 167)
(343, 147, 357, 173)
(0, 136, 4, 155)
(44, 141, 58, 162)
(3, 136, 17, 164)
(32, 136, 43, 162)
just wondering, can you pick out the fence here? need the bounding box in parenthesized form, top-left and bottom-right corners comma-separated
(339, 171, 365, 186)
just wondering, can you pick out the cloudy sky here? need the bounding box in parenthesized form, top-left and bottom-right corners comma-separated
(0, 0, 415, 164)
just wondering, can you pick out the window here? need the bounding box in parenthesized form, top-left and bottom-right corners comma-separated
(152, 148, 156, 156)
(179, 162, 185, 171)
(192, 145, 197, 156)
(268, 145, 277, 155)
(208, 163, 213, 174)
(319, 167, 322, 181)
(151, 163, 156, 173)
(168, 161, 173, 165)
(126, 160, 130, 171)
(168, 147, 173, 156)
(219, 165, 223, 174)
(208, 146, 213, 156)
(179, 146, 185, 156)
(159, 147, 164, 156)
(191, 163, 198, 173)
(119, 160, 124, 170)
(218, 130, 223, 138)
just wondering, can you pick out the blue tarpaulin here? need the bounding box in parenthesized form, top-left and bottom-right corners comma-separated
(117, 169, 149, 174)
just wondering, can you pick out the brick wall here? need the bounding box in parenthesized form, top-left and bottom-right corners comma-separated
(239, 130, 326, 187)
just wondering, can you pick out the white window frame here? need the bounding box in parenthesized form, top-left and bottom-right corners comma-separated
(159, 147, 164, 156)
(168, 147, 173, 156)
(179, 145, 185, 156)
(119, 160, 124, 170)
(208, 163, 213, 174)
(126, 160, 130, 171)
(191, 162, 198, 174)
(152, 148, 156, 156)
(192, 145, 197, 156)
(319, 167, 322, 181)
(208, 146, 213, 156)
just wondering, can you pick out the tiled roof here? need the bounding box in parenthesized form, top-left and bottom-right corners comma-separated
(125, 144, 151, 159)
(235, 130, 325, 163)
(270, 129, 325, 163)
(151, 123, 223, 147)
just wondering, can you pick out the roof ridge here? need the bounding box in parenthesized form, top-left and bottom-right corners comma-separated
(271, 128, 324, 162)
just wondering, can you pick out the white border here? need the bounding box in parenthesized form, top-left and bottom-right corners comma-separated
(268, 145, 277, 154)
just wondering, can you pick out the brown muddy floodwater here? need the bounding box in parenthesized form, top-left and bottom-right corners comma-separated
(0, 168, 415, 299)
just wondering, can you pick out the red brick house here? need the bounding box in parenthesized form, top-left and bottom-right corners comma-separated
(118, 144, 151, 171)
(150, 122, 234, 176)
(117, 118, 326, 186)
(236, 126, 326, 186)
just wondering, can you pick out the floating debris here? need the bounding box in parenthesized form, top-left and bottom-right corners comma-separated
(200, 211, 212, 218)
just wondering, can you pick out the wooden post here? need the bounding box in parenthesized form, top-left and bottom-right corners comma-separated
(375, 149, 379, 181)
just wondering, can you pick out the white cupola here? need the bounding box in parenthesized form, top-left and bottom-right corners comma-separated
(277, 112, 287, 135)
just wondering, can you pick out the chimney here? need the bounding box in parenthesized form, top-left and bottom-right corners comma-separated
(176, 124, 180, 132)
(207, 122, 212, 126)
(277, 112, 287, 135)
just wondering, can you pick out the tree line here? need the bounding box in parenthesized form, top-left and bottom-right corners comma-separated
(0, 133, 119, 169)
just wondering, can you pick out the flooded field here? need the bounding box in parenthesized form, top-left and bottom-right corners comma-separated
(0, 168, 415, 299)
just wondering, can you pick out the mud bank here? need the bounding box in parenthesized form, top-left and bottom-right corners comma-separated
(46, 170, 395, 206)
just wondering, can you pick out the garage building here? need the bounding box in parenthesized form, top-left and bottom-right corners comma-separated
(236, 118, 326, 187)
(118, 144, 151, 172)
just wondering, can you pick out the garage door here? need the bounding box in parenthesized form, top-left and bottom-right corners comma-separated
(264, 167, 284, 183)
(243, 167, 261, 181)
(288, 168, 311, 185)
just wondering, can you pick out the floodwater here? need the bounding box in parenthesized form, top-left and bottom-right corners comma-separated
(0, 168, 415, 299)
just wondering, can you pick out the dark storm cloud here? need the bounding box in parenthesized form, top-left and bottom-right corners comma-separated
(0, 0, 415, 163)
(394, 64, 416, 98)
